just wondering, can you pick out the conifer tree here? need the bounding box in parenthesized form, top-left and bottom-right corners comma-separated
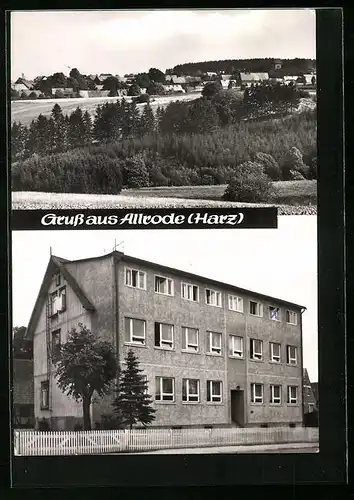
(83, 110, 92, 145)
(68, 107, 86, 149)
(139, 102, 155, 136)
(50, 103, 67, 152)
(112, 350, 156, 429)
(11, 122, 28, 161)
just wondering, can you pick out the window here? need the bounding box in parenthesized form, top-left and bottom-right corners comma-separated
(229, 335, 243, 358)
(251, 383, 263, 403)
(287, 386, 298, 404)
(155, 377, 175, 401)
(181, 283, 199, 302)
(207, 331, 222, 355)
(228, 295, 244, 313)
(269, 306, 280, 321)
(40, 381, 49, 409)
(270, 342, 281, 362)
(270, 385, 282, 404)
(55, 273, 61, 287)
(50, 287, 66, 316)
(155, 276, 174, 296)
(205, 289, 222, 307)
(182, 327, 199, 352)
(250, 339, 263, 360)
(124, 318, 146, 345)
(182, 379, 200, 402)
(286, 310, 297, 325)
(51, 329, 61, 361)
(286, 345, 297, 365)
(125, 268, 146, 290)
(154, 322, 174, 349)
(142, 375, 148, 395)
(250, 301, 263, 317)
(207, 380, 222, 402)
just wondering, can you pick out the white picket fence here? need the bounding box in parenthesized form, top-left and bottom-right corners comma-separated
(14, 426, 319, 456)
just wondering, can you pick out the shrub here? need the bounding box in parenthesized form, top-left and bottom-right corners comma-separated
(254, 152, 281, 181)
(281, 146, 310, 180)
(309, 156, 317, 180)
(134, 93, 150, 103)
(223, 161, 273, 203)
(100, 413, 124, 430)
(289, 170, 305, 180)
(124, 154, 149, 188)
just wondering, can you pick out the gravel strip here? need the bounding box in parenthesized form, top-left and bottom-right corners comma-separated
(12, 192, 317, 215)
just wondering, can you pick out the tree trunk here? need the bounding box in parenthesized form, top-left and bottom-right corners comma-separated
(83, 396, 91, 430)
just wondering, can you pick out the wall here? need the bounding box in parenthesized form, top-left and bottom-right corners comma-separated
(116, 258, 228, 427)
(33, 269, 93, 429)
(66, 255, 116, 424)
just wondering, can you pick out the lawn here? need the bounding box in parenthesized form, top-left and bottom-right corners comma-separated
(123, 180, 317, 206)
(12, 181, 317, 215)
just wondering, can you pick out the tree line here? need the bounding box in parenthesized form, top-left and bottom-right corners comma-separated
(170, 58, 316, 77)
(11, 84, 316, 195)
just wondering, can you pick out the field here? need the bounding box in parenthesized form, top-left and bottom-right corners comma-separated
(11, 93, 201, 126)
(12, 180, 317, 214)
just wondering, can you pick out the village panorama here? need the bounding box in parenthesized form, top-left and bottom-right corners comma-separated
(11, 58, 317, 214)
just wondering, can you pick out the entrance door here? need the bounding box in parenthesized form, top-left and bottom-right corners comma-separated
(231, 390, 245, 426)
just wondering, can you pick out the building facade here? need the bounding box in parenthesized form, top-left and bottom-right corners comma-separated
(27, 252, 305, 430)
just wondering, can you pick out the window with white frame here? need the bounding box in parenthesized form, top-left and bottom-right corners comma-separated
(181, 283, 199, 302)
(155, 376, 175, 401)
(154, 322, 174, 349)
(287, 386, 298, 404)
(270, 342, 281, 362)
(51, 329, 61, 361)
(250, 339, 263, 360)
(286, 310, 297, 325)
(269, 306, 280, 321)
(40, 381, 49, 409)
(228, 335, 243, 358)
(50, 287, 66, 316)
(207, 331, 222, 355)
(182, 379, 200, 402)
(228, 295, 244, 313)
(124, 317, 146, 345)
(251, 383, 263, 403)
(250, 300, 263, 317)
(270, 385, 282, 404)
(125, 268, 146, 290)
(181, 327, 199, 352)
(142, 374, 148, 395)
(55, 272, 61, 287)
(286, 345, 297, 365)
(155, 275, 174, 296)
(207, 380, 222, 402)
(205, 289, 222, 307)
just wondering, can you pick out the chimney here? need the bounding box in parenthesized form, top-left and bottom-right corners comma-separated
(21, 73, 25, 79)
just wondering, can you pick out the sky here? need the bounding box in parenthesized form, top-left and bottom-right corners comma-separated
(11, 216, 318, 381)
(10, 9, 316, 81)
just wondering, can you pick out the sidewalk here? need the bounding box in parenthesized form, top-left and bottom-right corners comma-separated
(124, 442, 319, 455)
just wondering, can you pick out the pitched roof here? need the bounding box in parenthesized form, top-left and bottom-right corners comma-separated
(13, 359, 34, 405)
(240, 72, 269, 81)
(63, 251, 306, 311)
(26, 255, 95, 339)
(172, 76, 186, 84)
(14, 78, 34, 89)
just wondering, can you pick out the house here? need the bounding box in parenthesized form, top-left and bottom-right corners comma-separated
(98, 73, 113, 81)
(303, 368, 317, 414)
(311, 382, 319, 408)
(13, 77, 34, 92)
(162, 84, 185, 94)
(51, 87, 75, 97)
(206, 72, 217, 77)
(78, 90, 110, 98)
(13, 359, 35, 428)
(239, 72, 269, 86)
(273, 59, 282, 71)
(26, 251, 305, 430)
(303, 73, 316, 85)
